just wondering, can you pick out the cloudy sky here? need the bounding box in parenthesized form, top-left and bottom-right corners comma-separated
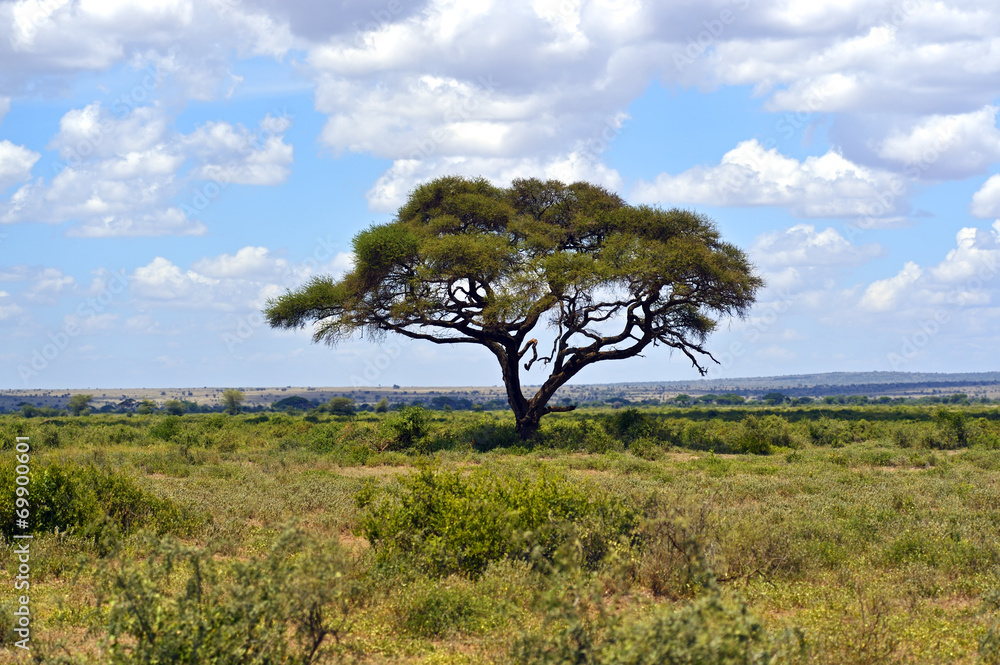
(2, 0, 1000, 389)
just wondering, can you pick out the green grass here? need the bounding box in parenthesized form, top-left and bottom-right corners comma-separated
(0, 406, 998, 663)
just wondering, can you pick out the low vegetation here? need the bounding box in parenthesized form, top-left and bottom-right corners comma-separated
(1, 403, 999, 663)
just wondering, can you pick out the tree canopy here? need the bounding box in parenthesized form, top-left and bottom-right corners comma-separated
(221, 389, 245, 415)
(264, 176, 763, 438)
(68, 394, 93, 416)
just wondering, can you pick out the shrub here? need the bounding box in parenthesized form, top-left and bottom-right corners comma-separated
(933, 409, 969, 449)
(603, 408, 653, 442)
(539, 418, 619, 452)
(99, 530, 365, 665)
(356, 464, 639, 577)
(0, 602, 18, 647)
(467, 418, 521, 452)
(384, 405, 430, 450)
(731, 415, 791, 454)
(0, 458, 197, 540)
(149, 415, 182, 441)
(638, 497, 720, 599)
(601, 593, 806, 665)
(512, 583, 806, 665)
(325, 396, 356, 416)
(681, 420, 729, 453)
(982, 622, 1000, 665)
(393, 577, 489, 637)
(807, 417, 847, 447)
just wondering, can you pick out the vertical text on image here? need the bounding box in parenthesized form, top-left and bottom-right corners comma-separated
(12, 436, 33, 651)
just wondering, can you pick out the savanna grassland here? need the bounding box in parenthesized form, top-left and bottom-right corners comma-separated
(2, 405, 1000, 664)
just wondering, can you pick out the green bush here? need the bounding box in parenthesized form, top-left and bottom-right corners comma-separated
(356, 464, 639, 577)
(0, 458, 197, 540)
(466, 418, 521, 452)
(384, 405, 430, 450)
(99, 530, 364, 665)
(603, 408, 653, 442)
(538, 418, 619, 452)
(807, 417, 847, 447)
(149, 415, 182, 441)
(681, 420, 729, 453)
(731, 415, 791, 454)
(393, 577, 490, 637)
(603, 593, 806, 665)
(513, 586, 806, 665)
(934, 409, 969, 449)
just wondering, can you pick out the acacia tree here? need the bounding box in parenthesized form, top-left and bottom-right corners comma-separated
(264, 176, 762, 439)
(222, 388, 245, 415)
(68, 394, 93, 416)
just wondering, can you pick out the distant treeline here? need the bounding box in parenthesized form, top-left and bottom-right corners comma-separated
(4, 389, 996, 418)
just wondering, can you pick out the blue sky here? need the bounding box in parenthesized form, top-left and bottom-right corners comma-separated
(2, 0, 1000, 389)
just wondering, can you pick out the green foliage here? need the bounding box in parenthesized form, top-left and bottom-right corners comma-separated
(273, 395, 313, 411)
(384, 404, 430, 450)
(539, 417, 620, 453)
(356, 464, 639, 577)
(99, 529, 364, 665)
(393, 577, 494, 637)
(264, 175, 763, 437)
(0, 458, 197, 540)
(325, 396, 356, 416)
(222, 388, 245, 415)
(163, 399, 187, 415)
(467, 418, 522, 452)
(731, 415, 792, 454)
(68, 394, 93, 416)
(603, 594, 805, 665)
(513, 577, 805, 665)
(149, 415, 182, 441)
(603, 408, 653, 442)
(20, 403, 62, 418)
(934, 408, 969, 448)
(807, 417, 848, 447)
(981, 622, 1000, 664)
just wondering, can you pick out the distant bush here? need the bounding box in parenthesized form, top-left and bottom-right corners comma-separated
(603, 408, 653, 442)
(933, 409, 969, 449)
(272, 395, 313, 411)
(324, 396, 356, 416)
(383, 405, 430, 451)
(466, 418, 521, 452)
(681, 420, 729, 453)
(807, 417, 848, 447)
(538, 418, 619, 453)
(356, 464, 639, 577)
(730, 415, 792, 454)
(149, 415, 182, 441)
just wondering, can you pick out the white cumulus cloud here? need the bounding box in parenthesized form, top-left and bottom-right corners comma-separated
(0, 140, 40, 191)
(859, 261, 923, 312)
(2, 104, 293, 236)
(751, 224, 883, 268)
(874, 106, 1000, 179)
(858, 222, 1000, 312)
(971, 174, 1000, 218)
(632, 140, 907, 221)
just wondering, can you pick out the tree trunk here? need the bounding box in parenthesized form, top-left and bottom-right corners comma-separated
(515, 411, 542, 440)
